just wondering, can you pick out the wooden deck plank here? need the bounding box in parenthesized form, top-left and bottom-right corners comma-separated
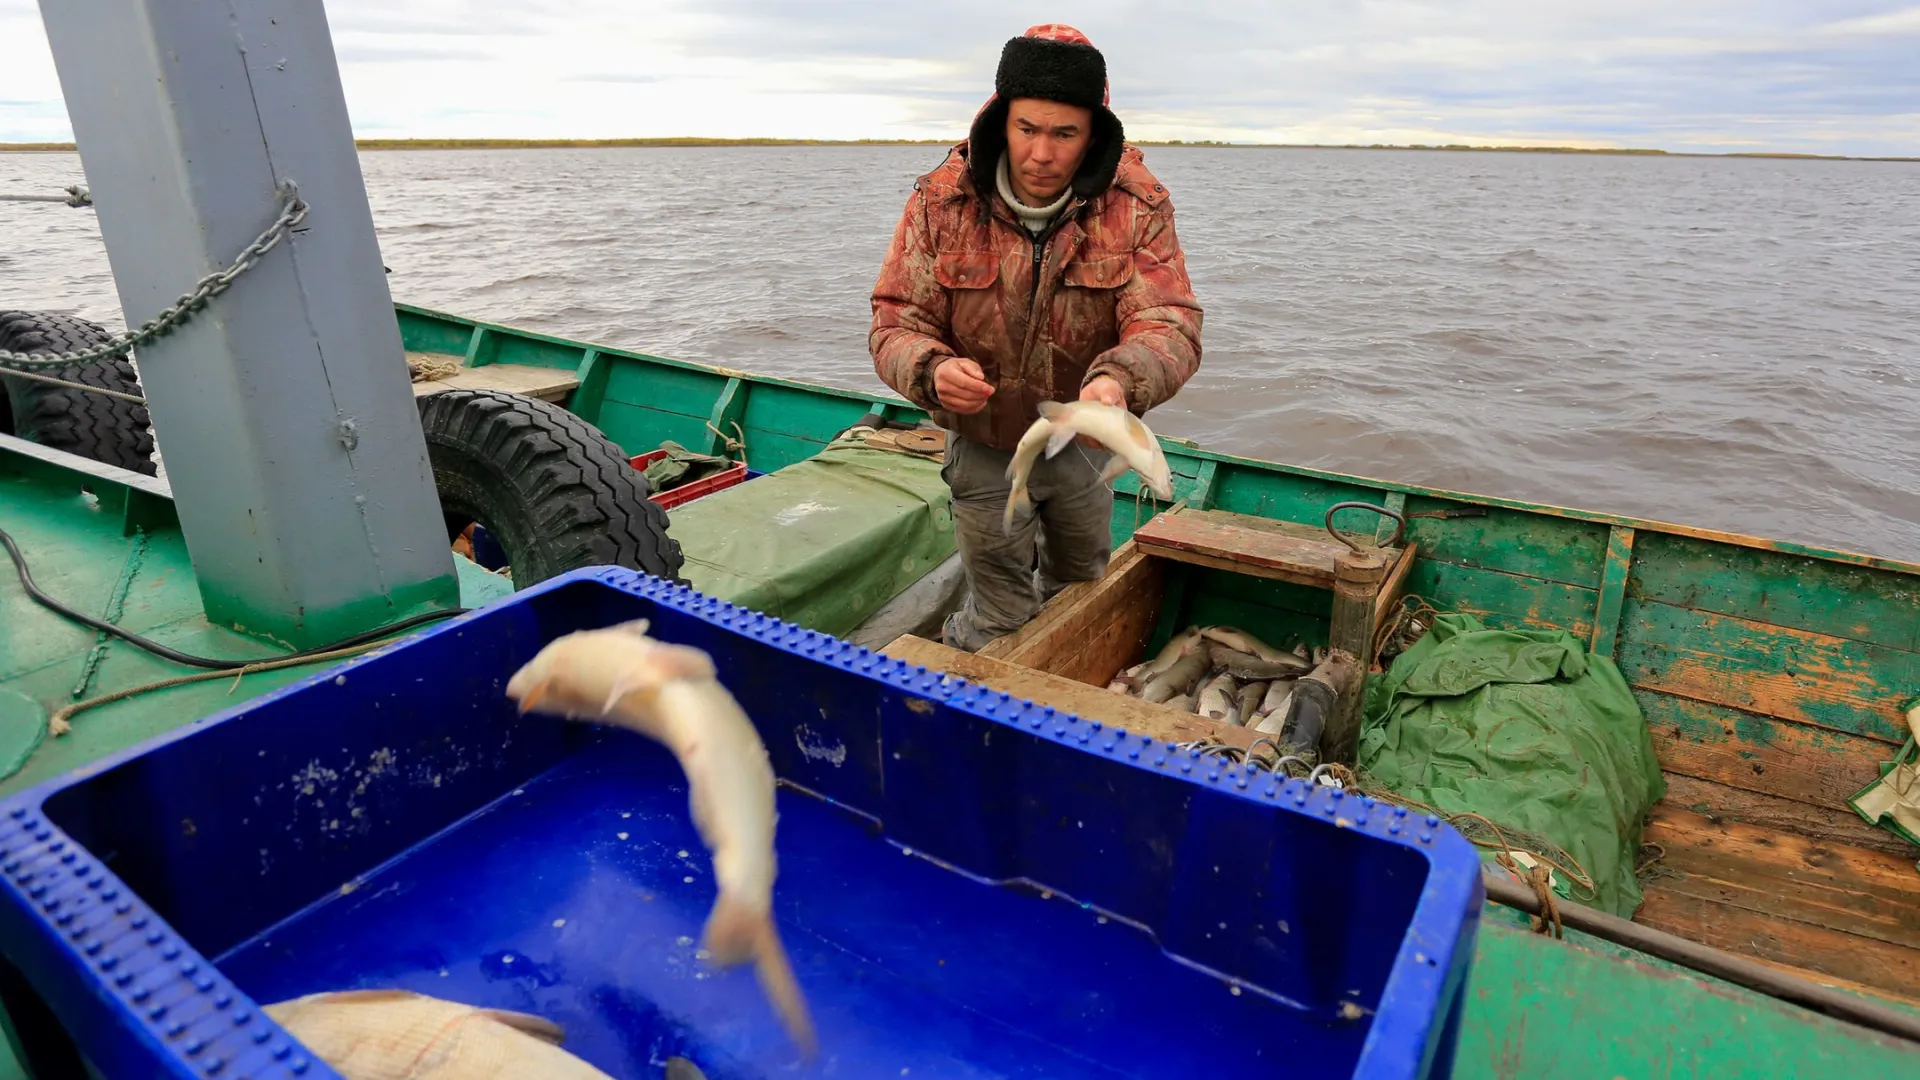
(1642, 806, 1920, 952)
(1133, 509, 1400, 589)
(1634, 887, 1920, 1005)
(1618, 600, 1916, 743)
(880, 634, 1257, 752)
(1657, 773, 1918, 860)
(1641, 693, 1894, 812)
(407, 352, 579, 403)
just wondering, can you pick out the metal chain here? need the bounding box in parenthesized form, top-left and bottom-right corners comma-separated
(0, 180, 307, 375)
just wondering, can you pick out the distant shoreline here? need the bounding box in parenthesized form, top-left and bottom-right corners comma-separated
(1, 137, 1913, 162)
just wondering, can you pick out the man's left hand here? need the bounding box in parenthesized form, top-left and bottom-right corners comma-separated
(1075, 376, 1126, 447)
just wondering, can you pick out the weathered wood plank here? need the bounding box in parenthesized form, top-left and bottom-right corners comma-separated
(1048, 565, 1165, 687)
(1618, 600, 1915, 743)
(1634, 887, 1920, 1005)
(1657, 773, 1917, 859)
(879, 635, 1257, 751)
(1641, 693, 1893, 811)
(979, 542, 1147, 664)
(1643, 806, 1920, 952)
(1133, 509, 1387, 589)
(1629, 530, 1920, 651)
(1402, 496, 1611, 589)
(409, 360, 580, 403)
(1589, 526, 1635, 658)
(1401, 559, 1597, 639)
(1370, 542, 1419, 645)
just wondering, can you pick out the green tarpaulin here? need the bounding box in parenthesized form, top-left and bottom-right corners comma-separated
(666, 434, 956, 638)
(1360, 613, 1665, 918)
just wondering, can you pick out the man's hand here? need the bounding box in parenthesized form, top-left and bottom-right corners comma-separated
(933, 357, 995, 415)
(1080, 376, 1125, 409)
(1074, 375, 1127, 447)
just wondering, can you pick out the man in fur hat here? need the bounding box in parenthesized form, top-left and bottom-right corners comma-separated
(871, 23, 1204, 651)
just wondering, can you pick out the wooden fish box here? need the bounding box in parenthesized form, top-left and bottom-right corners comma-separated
(884, 508, 1415, 754)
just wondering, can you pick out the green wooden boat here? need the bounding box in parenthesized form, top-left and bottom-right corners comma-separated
(3, 301, 1918, 1077)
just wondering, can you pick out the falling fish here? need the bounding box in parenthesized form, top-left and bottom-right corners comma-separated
(261, 989, 613, 1080)
(1034, 400, 1175, 500)
(505, 621, 817, 1058)
(1001, 416, 1057, 534)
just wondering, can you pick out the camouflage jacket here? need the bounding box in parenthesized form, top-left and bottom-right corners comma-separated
(869, 140, 1203, 452)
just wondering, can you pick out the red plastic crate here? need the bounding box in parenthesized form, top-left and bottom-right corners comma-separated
(631, 449, 749, 510)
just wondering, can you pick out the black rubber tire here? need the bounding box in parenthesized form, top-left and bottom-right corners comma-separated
(0, 310, 156, 475)
(417, 387, 685, 586)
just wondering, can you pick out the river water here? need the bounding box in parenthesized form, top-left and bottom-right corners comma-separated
(3, 147, 1917, 560)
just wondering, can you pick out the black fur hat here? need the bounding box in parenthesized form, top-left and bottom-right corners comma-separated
(966, 25, 1126, 201)
(995, 33, 1108, 112)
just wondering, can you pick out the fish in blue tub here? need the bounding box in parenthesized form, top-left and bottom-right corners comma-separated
(506, 619, 817, 1059)
(262, 988, 612, 1078)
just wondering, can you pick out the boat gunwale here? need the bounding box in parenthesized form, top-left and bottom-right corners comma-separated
(393, 302, 1920, 580)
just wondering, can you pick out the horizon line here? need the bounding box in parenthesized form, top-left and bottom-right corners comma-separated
(1, 137, 1914, 162)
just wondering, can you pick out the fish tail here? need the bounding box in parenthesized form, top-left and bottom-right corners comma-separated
(704, 890, 817, 1058)
(753, 918, 818, 1059)
(1002, 484, 1031, 535)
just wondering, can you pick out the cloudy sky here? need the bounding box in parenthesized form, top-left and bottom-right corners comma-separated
(2, 1, 1916, 155)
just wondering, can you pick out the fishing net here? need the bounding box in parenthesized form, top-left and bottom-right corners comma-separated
(1357, 612, 1665, 918)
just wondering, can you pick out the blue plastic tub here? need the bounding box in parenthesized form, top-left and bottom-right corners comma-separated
(0, 568, 1482, 1079)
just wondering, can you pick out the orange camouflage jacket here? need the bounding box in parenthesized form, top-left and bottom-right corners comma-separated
(869, 140, 1203, 452)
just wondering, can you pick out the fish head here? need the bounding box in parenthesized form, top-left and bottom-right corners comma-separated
(506, 624, 718, 719)
(1131, 422, 1175, 500)
(506, 641, 565, 715)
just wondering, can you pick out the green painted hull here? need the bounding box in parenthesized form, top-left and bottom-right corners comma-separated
(1, 302, 1915, 1076)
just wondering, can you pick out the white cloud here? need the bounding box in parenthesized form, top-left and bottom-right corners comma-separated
(0, 0, 1914, 154)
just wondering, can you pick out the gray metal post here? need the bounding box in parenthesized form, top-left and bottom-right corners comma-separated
(36, 0, 460, 647)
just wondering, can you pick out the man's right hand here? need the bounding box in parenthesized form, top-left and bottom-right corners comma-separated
(933, 357, 995, 415)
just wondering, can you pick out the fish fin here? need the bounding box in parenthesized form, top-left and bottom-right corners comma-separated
(477, 1008, 568, 1045)
(652, 642, 718, 683)
(701, 889, 764, 968)
(704, 890, 819, 1058)
(1042, 425, 1079, 459)
(515, 678, 554, 715)
(600, 671, 652, 714)
(1036, 400, 1066, 420)
(665, 1060, 712, 1080)
(275, 988, 421, 1007)
(1095, 453, 1131, 486)
(611, 618, 652, 638)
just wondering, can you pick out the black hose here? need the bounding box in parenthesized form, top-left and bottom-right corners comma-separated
(1, 526, 467, 670)
(1481, 870, 1920, 1045)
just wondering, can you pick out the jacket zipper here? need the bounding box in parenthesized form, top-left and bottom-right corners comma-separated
(1029, 235, 1046, 306)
